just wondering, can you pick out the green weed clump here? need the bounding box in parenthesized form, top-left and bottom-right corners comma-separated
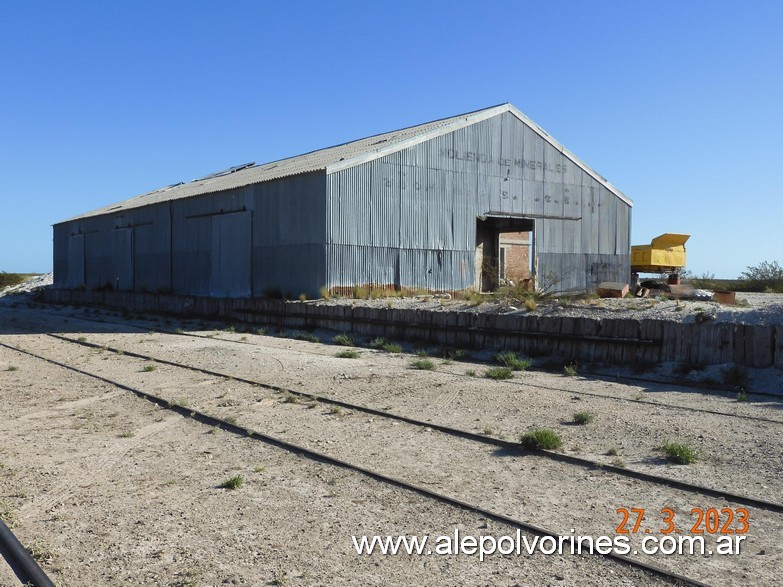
(572, 411, 594, 425)
(410, 358, 436, 370)
(450, 349, 470, 360)
(520, 429, 563, 451)
(333, 333, 355, 347)
(563, 363, 578, 377)
(220, 475, 244, 490)
(336, 350, 360, 359)
(659, 442, 698, 465)
(141, 364, 157, 372)
(495, 351, 532, 371)
(460, 288, 487, 306)
(484, 366, 513, 380)
(371, 337, 403, 353)
(26, 541, 56, 563)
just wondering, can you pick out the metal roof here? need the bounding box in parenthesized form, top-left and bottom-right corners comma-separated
(61, 103, 631, 222)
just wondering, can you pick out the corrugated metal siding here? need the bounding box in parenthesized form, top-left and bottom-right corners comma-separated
(537, 253, 631, 292)
(82, 217, 114, 289)
(55, 109, 629, 299)
(325, 112, 631, 293)
(326, 245, 473, 291)
(172, 214, 211, 295)
(326, 245, 398, 288)
(133, 218, 171, 294)
(616, 202, 631, 254)
(52, 224, 75, 288)
(56, 171, 327, 298)
(119, 204, 172, 293)
(254, 245, 325, 298)
(66, 233, 84, 288)
(400, 248, 472, 291)
(171, 186, 251, 296)
(251, 172, 326, 297)
(580, 177, 600, 253)
(371, 163, 401, 247)
(210, 211, 251, 297)
(112, 228, 133, 290)
(55, 203, 173, 293)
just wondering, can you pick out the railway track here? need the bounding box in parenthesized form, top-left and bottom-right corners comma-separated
(27, 332, 781, 515)
(32, 306, 783, 425)
(1, 340, 713, 587)
(4, 304, 782, 584)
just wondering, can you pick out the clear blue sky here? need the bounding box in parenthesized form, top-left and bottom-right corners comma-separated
(2, 0, 781, 278)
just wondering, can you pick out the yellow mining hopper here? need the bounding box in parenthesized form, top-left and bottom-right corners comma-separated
(631, 233, 690, 274)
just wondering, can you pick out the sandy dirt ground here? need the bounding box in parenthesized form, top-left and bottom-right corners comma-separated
(1, 298, 782, 586)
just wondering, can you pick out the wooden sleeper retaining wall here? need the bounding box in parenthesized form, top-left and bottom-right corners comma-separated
(40, 289, 781, 370)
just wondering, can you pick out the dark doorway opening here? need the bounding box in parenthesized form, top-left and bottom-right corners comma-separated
(475, 216, 534, 292)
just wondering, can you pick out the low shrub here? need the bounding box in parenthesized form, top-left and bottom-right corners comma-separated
(484, 366, 513, 380)
(659, 442, 698, 465)
(572, 411, 594, 425)
(520, 429, 563, 451)
(410, 358, 436, 370)
(333, 333, 355, 347)
(494, 351, 532, 371)
(220, 475, 244, 490)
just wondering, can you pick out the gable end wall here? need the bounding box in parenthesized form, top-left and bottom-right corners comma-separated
(325, 112, 630, 292)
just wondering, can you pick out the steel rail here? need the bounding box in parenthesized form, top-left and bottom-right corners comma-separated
(0, 341, 711, 587)
(0, 519, 56, 587)
(39, 334, 783, 515)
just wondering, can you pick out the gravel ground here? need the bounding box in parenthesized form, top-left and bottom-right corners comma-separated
(1, 300, 782, 586)
(0, 330, 669, 587)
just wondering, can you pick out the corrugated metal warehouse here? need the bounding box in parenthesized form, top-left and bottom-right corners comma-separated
(53, 103, 632, 298)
